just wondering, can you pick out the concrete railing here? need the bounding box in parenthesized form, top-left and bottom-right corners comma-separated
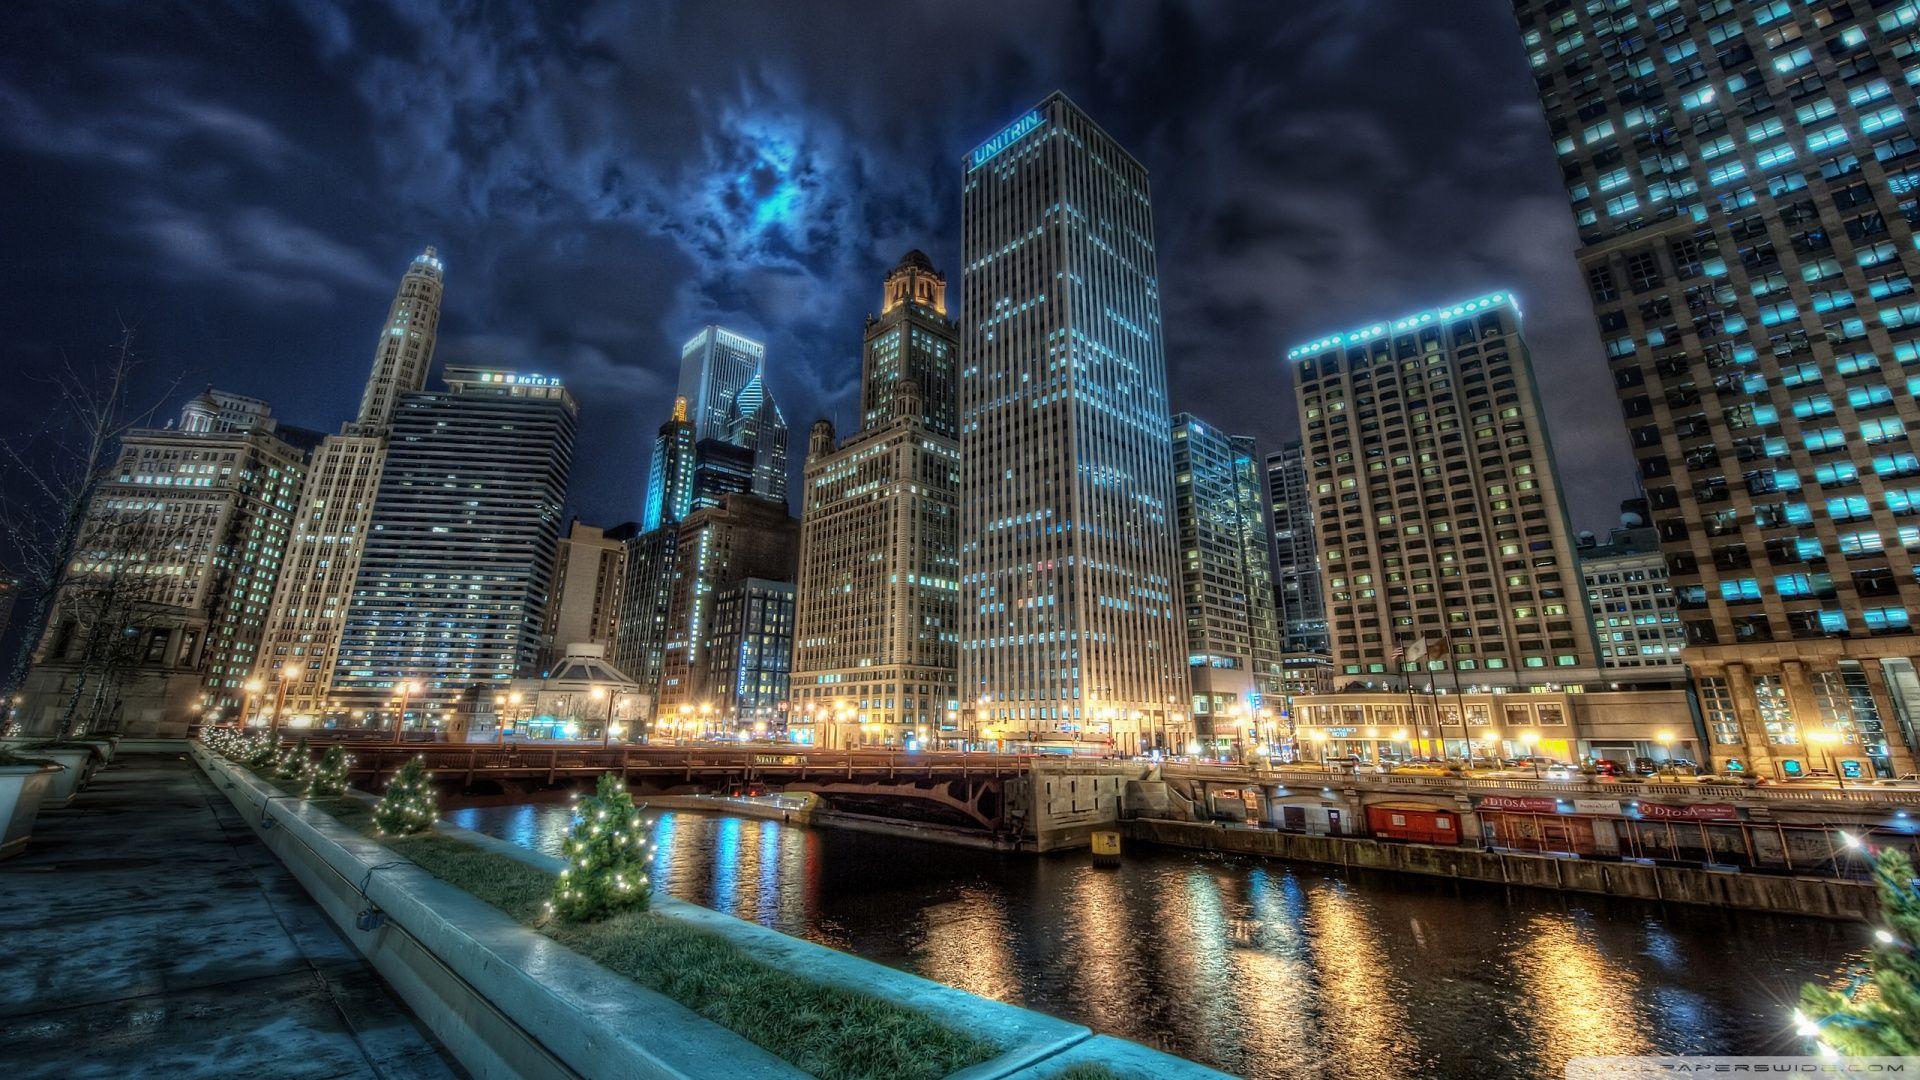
(1184, 763, 1920, 808)
(192, 744, 1224, 1080)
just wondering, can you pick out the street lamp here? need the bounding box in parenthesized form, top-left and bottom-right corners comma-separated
(242, 679, 265, 728)
(1520, 730, 1540, 778)
(390, 680, 422, 745)
(1479, 728, 1501, 772)
(1392, 729, 1409, 764)
(271, 662, 303, 739)
(1655, 729, 1675, 768)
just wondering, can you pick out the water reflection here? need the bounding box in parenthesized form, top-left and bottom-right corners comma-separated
(447, 802, 1868, 1079)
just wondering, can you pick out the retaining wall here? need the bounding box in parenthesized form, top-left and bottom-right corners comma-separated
(1125, 817, 1878, 921)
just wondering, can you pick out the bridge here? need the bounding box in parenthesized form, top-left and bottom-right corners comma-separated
(279, 737, 1129, 839)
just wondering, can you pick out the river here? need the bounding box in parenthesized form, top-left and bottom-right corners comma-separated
(445, 802, 1867, 1078)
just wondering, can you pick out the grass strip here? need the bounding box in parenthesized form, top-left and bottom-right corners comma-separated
(235, 758, 998, 1080)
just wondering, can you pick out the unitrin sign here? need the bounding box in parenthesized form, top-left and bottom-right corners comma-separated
(969, 111, 1043, 171)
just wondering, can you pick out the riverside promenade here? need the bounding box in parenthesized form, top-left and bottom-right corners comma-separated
(0, 750, 461, 1080)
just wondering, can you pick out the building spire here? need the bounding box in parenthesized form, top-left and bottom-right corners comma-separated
(355, 246, 446, 431)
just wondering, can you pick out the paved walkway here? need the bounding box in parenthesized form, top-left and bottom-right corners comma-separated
(0, 751, 463, 1080)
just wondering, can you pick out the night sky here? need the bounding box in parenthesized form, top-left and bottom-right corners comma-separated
(1, 0, 1634, 535)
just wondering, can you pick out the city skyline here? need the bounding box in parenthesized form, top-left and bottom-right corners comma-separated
(0, 3, 1638, 544)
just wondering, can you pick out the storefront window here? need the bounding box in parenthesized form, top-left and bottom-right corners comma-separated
(1754, 675, 1800, 745)
(1697, 676, 1742, 745)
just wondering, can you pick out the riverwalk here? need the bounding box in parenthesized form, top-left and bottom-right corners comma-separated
(0, 750, 461, 1080)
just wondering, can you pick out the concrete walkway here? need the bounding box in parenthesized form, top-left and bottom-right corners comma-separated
(0, 751, 463, 1080)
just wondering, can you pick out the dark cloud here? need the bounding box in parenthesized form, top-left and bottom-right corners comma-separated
(0, 0, 1634, 531)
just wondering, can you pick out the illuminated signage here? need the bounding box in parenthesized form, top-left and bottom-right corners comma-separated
(969, 111, 1044, 171)
(478, 372, 561, 387)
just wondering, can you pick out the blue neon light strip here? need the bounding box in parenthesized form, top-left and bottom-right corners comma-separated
(1286, 291, 1517, 360)
(969, 111, 1044, 171)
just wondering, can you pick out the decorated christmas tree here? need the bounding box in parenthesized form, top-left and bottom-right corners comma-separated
(245, 730, 282, 769)
(276, 737, 311, 780)
(548, 772, 655, 923)
(372, 756, 438, 836)
(1799, 847, 1920, 1055)
(307, 744, 350, 796)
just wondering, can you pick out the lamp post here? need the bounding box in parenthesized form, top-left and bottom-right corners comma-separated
(271, 662, 303, 739)
(1520, 730, 1541, 778)
(242, 679, 264, 728)
(1392, 729, 1410, 765)
(1481, 729, 1502, 772)
(1655, 729, 1675, 770)
(592, 686, 615, 746)
(390, 680, 421, 745)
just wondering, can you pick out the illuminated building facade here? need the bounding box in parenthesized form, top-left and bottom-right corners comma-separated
(655, 494, 798, 725)
(1171, 414, 1284, 748)
(18, 392, 311, 736)
(959, 92, 1186, 752)
(1289, 292, 1601, 690)
(332, 368, 576, 726)
(792, 251, 962, 748)
(1266, 439, 1329, 655)
(677, 325, 788, 507)
(541, 521, 630, 670)
(1515, 0, 1920, 776)
(255, 247, 444, 717)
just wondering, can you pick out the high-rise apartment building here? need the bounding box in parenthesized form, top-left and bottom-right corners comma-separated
(792, 251, 962, 748)
(1288, 292, 1600, 688)
(612, 526, 679, 697)
(541, 521, 629, 670)
(255, 247, 444, 717)
(18, 391, 311, 736)
(1578, 503, 1686, 677)
(959, 92, 1186, 752)
(1266, 440, 1329, 655)
(704, 578, 795, 731)
(1514, 0, 1920, 775)
(1171, 414, 1284, 747)
(655, 495, 798, 723)
(332, 368, 576, 726)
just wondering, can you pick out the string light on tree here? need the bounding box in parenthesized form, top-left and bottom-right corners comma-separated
(276, 737, 312, 780)
(372, 755, 438, 836)
(308, 744, 350, 796)
(547, 772, 655, 923)
(1797, 847, 1920, 1055)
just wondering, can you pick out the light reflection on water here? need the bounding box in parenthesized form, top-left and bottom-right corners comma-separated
(446, 802, 1866, 1079)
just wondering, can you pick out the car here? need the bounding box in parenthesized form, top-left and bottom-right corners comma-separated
(1590, 759, 1623, 778)
(1665, 758, 1699, 772)
(1873, 774, 1920, 787)
(1387, 763, 1450, 776)
(1543, 763, 1578, 781)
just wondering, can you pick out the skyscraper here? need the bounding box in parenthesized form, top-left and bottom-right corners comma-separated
(1578, 502, 1686, 677)
(332, 368, 576, 726)
(18, 391, 311, 736)
(1171, 415, 1284, 749)
(677, 326, 763, 442)
(655, 495, 798, 724)
(1514, 1, 1920, 776)
(541, 521, 629, 671)
(792, 251, 962, 748)
(1266, 440, 1328, 655)
(959, 93, 1186, 753)
(724, 371, 789, 505)
(642, 398, 696, 532)
(254, 247, 444, 717)
(1288, 291, 1599, 689)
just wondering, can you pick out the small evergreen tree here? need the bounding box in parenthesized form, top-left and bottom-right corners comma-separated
(548, 772, 655, 923)
(245, 730, 281, 769)
(276, 737, 311, 780)
(1799, 848, 1920, 1055)
(372, 756, 437, 835)
(307, 744, 349, 796)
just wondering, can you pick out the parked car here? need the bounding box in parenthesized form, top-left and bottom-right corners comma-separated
(1631, 757, 1660, 776)
(1543, 763, 1577, 781)
(1590, 759, 1623, 778)
(1873, 774, 1920, 787)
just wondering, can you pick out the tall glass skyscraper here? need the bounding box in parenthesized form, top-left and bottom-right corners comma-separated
(1514, 0, 1920, 776)
(332, 367, 577, 727)
(959, 92, 1185, 753)
(677, 326, 763, 442)
(1171, 414, 1284, 749)
(1266, 440, 1328, 655)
